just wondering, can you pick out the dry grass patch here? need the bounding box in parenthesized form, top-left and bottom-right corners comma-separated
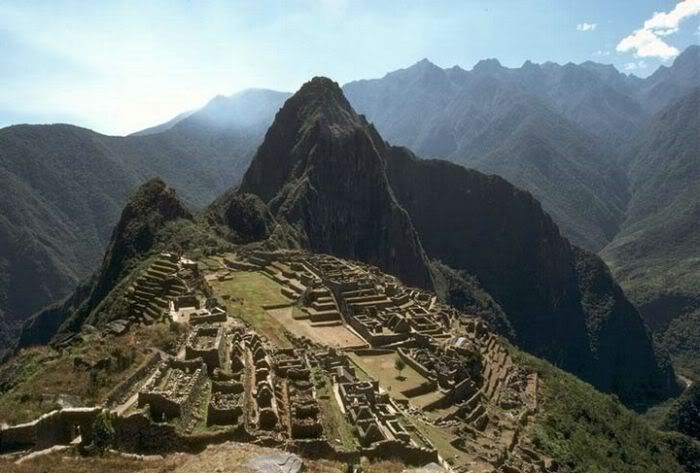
(0, 323, 182, 425)
(0, 451, 184, 473)
(268, 307, 366, 349)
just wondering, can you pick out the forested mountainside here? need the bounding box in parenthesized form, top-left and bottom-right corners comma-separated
(0, 90, 288, 359)
(602, 89, 700, 376)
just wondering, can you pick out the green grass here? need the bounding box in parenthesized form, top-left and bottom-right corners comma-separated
(408, 415, 473, 466)
(513, 349, 686, 473)
(188, 380, 213, 434)
(313, 369, 358, 451)
(210, 271, 293, 348)
(348, 352, 427, 400)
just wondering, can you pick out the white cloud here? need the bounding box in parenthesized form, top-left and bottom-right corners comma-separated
(576, 22, 597, 32)
(644, 0, 700, 34)
(593, 50, 611, 57)
(617, 28, 680, 60)
(623, 60, 647, 71)
(617, 0, 700, 59)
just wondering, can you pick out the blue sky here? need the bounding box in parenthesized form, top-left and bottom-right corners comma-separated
(1, 0, 698, 135)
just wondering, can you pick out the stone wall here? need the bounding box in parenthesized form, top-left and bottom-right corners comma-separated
(397, 347, 434, 382)
(189, 309, 226, 326)
(138, 358, 208, 424)
(113, 411, 181, 453)
(0, 408, 100, 453)
(104, 350, 163, 407)
(207, 381, 244, 426)
(186, 326, 225, 372)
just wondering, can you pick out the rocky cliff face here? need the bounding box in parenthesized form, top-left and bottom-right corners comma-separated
(239, 77, 434, 289)
(16, 178, 192, 348)
(220, 78, 677, 404)
(207, 191, 276, 244)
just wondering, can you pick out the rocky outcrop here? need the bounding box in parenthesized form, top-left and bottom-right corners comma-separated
(208, 192, 276, 244)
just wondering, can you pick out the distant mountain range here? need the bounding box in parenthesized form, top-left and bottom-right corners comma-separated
(0, 46, 697, 381)
(343, 45, 699, 252)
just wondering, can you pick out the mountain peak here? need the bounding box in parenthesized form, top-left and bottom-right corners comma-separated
(473, 58, 503, 73)
(100, 178, 192, 283)
(297, 76, 344, 95)
(278, 76, 363, 138)
(413, 57, 438, 69)
(237, 79, 434, 289)
(238, 77, 365, 203)
(677, 43, 700, 59)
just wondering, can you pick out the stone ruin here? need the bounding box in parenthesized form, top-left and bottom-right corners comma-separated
(1, 249, 556, 472)
(208, 380, 244, 427)
(228, 250, 552, 471)
(185, 324, 226, 372)
(330, 361, 433, 451)
(0, 408, 101, 453)
(138, 357, 208, 425)
(272, 349, 324, 441)
(240, 332, 281, 434)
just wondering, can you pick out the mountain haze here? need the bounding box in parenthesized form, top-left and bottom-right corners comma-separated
(132, 89, 290, 136)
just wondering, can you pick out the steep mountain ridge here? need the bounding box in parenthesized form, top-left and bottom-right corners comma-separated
(344, 46, 699, 155)
(385, 149, 673, 401)
(343, 46, 700, 252)
(239, 77, 434, 289)
(16, 178, 193, 349)
(640, 45, 700, 113)
(222, 77, 677, 403)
